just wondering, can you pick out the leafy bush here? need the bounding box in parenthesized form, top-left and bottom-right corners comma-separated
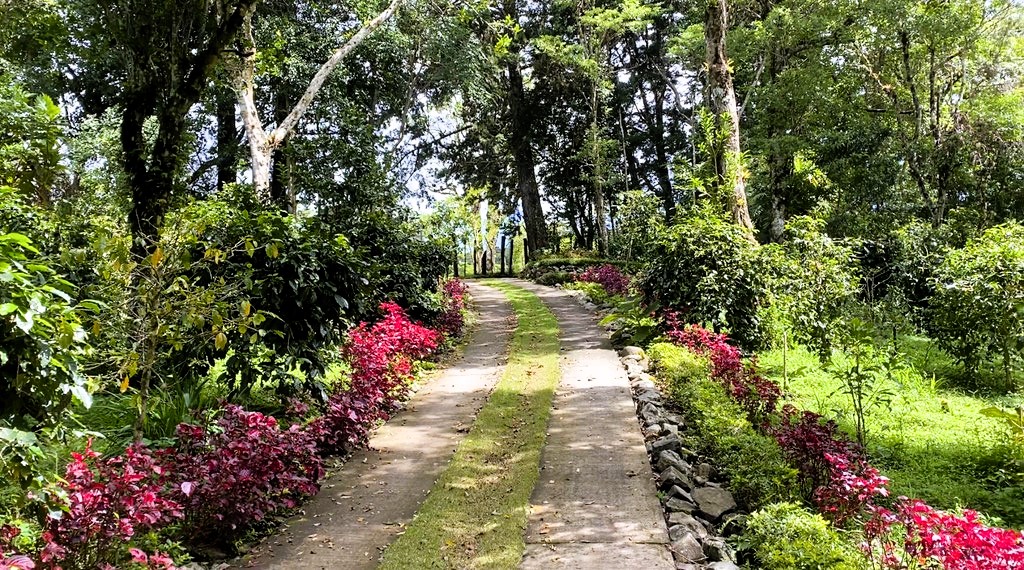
(0, 228, 92, 433)
(764, 216, 860, 361)
(165, 404, 322, 545)
(312, 302, 441, 455)
(599, 296, 661, 346)
(639, 213, 768, 349)
(649, 342, 798, 508)
(928, 222, 1024, 390)
(741, 502, 864, 570)
(522, 257, 632, 282)
(562, 282, 619, 306)
(346, 212, 451, 322)
(41, 442, 183, 569)
(171, 201, 368, 398)
(534, 270, 574, 286)
(576, 264, 630, 296)
(646, 342, 712, 402)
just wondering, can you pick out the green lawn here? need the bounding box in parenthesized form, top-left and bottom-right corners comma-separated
(759, 341, 1024, 528)
(378, 281, 560, 569)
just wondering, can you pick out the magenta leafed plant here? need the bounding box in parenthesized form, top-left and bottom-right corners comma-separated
(665, 319, 779, 424)
(1, 526, 35, 570)
(165, 404, 323, 543)
(40, 441, 183, 569)
(436, 279, 469, 338)
(663, 316, 743, 377)
(863, 500, 1024, 569)
(577, 264, 630, 296)
(314, 301, 441, 455)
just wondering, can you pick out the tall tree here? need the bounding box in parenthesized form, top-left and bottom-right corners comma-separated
(704, 0, 755, 234)
(69, 0, 259, 252)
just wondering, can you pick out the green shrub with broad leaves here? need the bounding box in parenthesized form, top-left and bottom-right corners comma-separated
(165, 199, 369, 400)
(0, 217, 94, 488)
(639, 211, 768, 349)
(763, 216, 860, 361)
(739, 502, 865, 570)
(928, 222, 1024, 390)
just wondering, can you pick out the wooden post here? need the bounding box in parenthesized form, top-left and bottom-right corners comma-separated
(500, 235, 507, 276)
(509, 238, 515, 275)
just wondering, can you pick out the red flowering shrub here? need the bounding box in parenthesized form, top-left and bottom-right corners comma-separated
(41, 441, 183, 569)
(164, 404, 322, 544)
(314, 302, 441, 455)
(577, 264, 630, 296)
(436, 279, 469, 338)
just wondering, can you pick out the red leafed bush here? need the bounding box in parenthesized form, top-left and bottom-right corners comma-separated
(40, 441, 183, 569)
(664, 317, 743, 378)
(0, 526, 34, 570)
(314, 302, 441, 455)
(863, 500, 1024, 569)
(577, 264, 630, 296)
(165, 404, 323, 543)
(345, 301, 441, 399)
(0, 553, 34, 570)
(436, 279, 469, 338)
(665, 320, 780, 423)
(770, 405, 865, 496)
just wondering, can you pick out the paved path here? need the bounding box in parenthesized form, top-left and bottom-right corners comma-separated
(509, 280, 674, 569)
(238, 283, 513, 570)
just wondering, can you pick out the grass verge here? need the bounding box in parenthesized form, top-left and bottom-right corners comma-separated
(378, 280, 560, 569)
(759, 342, 1024, 527)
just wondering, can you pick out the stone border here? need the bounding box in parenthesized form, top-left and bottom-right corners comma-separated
(618, 347, 741, 570)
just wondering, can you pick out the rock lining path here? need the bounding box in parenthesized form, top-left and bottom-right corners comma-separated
(238, 283, 514, 570)
(510, 279, 675, 569)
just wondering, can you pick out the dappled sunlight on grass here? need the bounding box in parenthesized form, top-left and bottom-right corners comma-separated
(759, 342, 1024, 527)
(378, 281, 560, 569)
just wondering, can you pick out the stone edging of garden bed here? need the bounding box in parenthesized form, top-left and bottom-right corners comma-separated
(617, 347, 742, 570)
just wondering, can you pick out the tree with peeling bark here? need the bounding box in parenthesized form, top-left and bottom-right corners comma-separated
(236, 0, 404, 203)
(704, 0, 756, 236)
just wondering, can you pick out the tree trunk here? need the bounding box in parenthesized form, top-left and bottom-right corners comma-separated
(591, 80, 609, 256)
(507, 61, 548, 258)
(652, 91, 676, 223)
(239, 0, 403, 202)
(705, 0, 755, 236)
(509, 238, 515, 275)
(216, 87, 239, 191)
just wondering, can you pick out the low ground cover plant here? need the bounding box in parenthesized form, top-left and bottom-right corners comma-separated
(576, 264, 630, 297)
(652, 322, 1024, 568)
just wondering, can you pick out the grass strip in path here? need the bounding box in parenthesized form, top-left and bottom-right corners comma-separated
(378, 281, 560, 569)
